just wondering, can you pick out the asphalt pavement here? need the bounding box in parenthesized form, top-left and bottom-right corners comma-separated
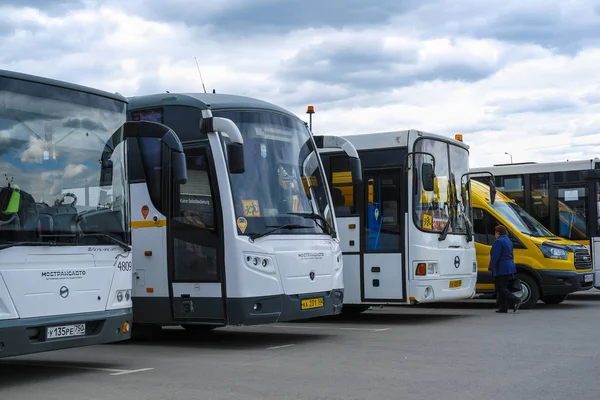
(1, 291, 599, 400)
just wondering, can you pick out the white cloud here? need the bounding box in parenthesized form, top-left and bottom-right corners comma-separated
(1, 0, 600, 170)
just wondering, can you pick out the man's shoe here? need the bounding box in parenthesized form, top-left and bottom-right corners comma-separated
(513, 298, 522, 313)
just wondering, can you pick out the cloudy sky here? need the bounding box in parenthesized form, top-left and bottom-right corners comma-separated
(2, 0, 600, 167)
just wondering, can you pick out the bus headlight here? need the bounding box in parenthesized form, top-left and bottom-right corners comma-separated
(244, 253, 276, 275)
(537, 243, 568, 260)
(426, 262, 439, 275)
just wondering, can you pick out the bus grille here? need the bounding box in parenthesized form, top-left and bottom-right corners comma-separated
(574, 248, 592, 270)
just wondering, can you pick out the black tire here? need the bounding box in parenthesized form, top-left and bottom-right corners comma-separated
(341, 305, 371, 316)
(514, 273, 540, 309)
(131, 324, 162, 341)
(541, 294, 568, 305)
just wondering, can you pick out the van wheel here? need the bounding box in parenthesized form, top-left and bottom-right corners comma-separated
(515, 273, 540, 309)
(541, 294, 568, 305)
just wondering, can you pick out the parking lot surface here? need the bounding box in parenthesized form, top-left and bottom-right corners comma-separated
(1, 291, 599, 400)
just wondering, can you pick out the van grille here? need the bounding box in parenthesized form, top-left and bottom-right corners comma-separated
(574, 247, 592, 270)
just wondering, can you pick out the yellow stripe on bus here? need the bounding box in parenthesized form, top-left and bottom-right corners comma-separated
(130, 220, 167, 228)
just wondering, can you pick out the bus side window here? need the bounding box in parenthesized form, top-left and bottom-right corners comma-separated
(472, 208, 488, 244)
(330, 155, 356, 216)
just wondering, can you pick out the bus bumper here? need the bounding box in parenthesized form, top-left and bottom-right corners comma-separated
(538, 270, 594, 295)
(0, 308, 132, 359)
(227, 289, 344, 325)
(410, 277, 477, 303)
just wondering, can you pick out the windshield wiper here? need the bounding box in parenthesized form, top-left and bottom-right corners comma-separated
(248, 224, 312, 242)
(78, 233, 131, 252)
(39, 233, 131, 251)
(461, 213, 473, 242)
(287, 212, 337, 237)
(0, 241, 73, 251)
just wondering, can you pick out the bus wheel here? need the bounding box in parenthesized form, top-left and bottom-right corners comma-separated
(181, 325, 217, 334)
(541, 294, 568, 305)
(131, 324, 162, 341)
(515, 273, 540, 309)
(341, 305, 371, 316)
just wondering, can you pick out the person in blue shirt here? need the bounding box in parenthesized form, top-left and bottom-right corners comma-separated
(488, 225, 522, 313)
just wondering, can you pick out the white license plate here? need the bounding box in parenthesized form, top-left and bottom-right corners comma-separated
(46, 324, 86, 340)
(584, 274, 593, 283)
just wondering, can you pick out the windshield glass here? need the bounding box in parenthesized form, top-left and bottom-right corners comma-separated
(491, 200, 554, 237)
(0, 76, 128, 246)
(413, 138, 470, 235)
(214, 110, 332, 237)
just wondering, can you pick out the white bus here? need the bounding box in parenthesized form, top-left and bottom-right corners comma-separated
(470, 159, 599, 289)
(125, 93, 362, 336)
(0, 69, 187, 357)
(319, 130, 491, 314)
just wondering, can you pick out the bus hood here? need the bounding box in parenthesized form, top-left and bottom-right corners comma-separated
(0, 248, 122, 319)
(526, 235, 584, 248)
(272, 241, 342, 295)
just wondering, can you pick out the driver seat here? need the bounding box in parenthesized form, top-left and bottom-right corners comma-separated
(0, 186, 21, 230)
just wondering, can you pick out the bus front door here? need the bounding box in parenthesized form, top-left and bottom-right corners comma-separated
(168, 145, 226, 325)
(362, 168, 405, 302)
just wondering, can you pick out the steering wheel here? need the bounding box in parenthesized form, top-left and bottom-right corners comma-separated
(59, 192, 78, 207)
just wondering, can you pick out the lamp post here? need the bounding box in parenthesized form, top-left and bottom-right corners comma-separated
(505, 152, 513, 164)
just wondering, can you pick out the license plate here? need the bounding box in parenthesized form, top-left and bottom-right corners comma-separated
(46, 323, 86, 340)
(301, 297, 324, 310)
(584, 274, 593, 283)
(449, 279, 462, 289)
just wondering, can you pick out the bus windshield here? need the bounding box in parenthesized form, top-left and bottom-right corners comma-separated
(215, 110, 332, 238)
(0, 76, 129, 246)
(414, 138, 471, 235)
(491, 200, 554, 237)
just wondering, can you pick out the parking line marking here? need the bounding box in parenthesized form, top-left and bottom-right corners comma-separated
(110, 368, 155, 376)
(273, 324, 390, 332)
(0, 361, 154, 376)
(266, 344, 295, 350)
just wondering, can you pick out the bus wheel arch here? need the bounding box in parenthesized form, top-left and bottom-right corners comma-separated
(514, 267, 541, 309)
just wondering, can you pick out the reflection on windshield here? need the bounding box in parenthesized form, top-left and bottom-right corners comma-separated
(214, 110, 331, 237)
(0, 77, 128, 246)
(413, 138, 471, 235)
(491, 201, 553, 237)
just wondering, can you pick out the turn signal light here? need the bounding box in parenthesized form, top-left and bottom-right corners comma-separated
(146, 287, 154, 293)
(122, 322, 130, 334)
(416, 263, 426, 276)
(144, 250, 152, 256)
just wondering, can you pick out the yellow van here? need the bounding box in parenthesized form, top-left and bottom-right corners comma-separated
(471, 180, 594, 309)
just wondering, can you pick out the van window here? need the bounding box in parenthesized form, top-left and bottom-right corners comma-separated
(473, 208, 498, 245)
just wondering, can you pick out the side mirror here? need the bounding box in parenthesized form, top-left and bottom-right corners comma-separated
(349, 158, 362, 184)
(99, 158, 113, 187)
(171, 151, 188, 185)
(421, 162, 435, 192)
(489, 182, 497, 205)
(227, 143, 245, 174)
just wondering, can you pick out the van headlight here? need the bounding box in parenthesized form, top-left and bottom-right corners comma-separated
(536, 243, 568, 260)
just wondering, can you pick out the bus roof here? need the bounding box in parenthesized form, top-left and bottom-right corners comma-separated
(0, 69, 128, 103)
(471, 157, 600, 175)
(324, 130, 469, 152)
(127, 92, 298, 118)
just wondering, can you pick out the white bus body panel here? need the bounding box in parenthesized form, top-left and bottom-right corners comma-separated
(0, 247, 131, 320)
(591, 237, 600, 289)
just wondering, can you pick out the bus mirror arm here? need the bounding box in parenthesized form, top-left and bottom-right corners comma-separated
(313, 135, 362, 183)
(171, 151, 188, 185)
(466, 171, 496, 204)
(211, 117, 245, 174)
